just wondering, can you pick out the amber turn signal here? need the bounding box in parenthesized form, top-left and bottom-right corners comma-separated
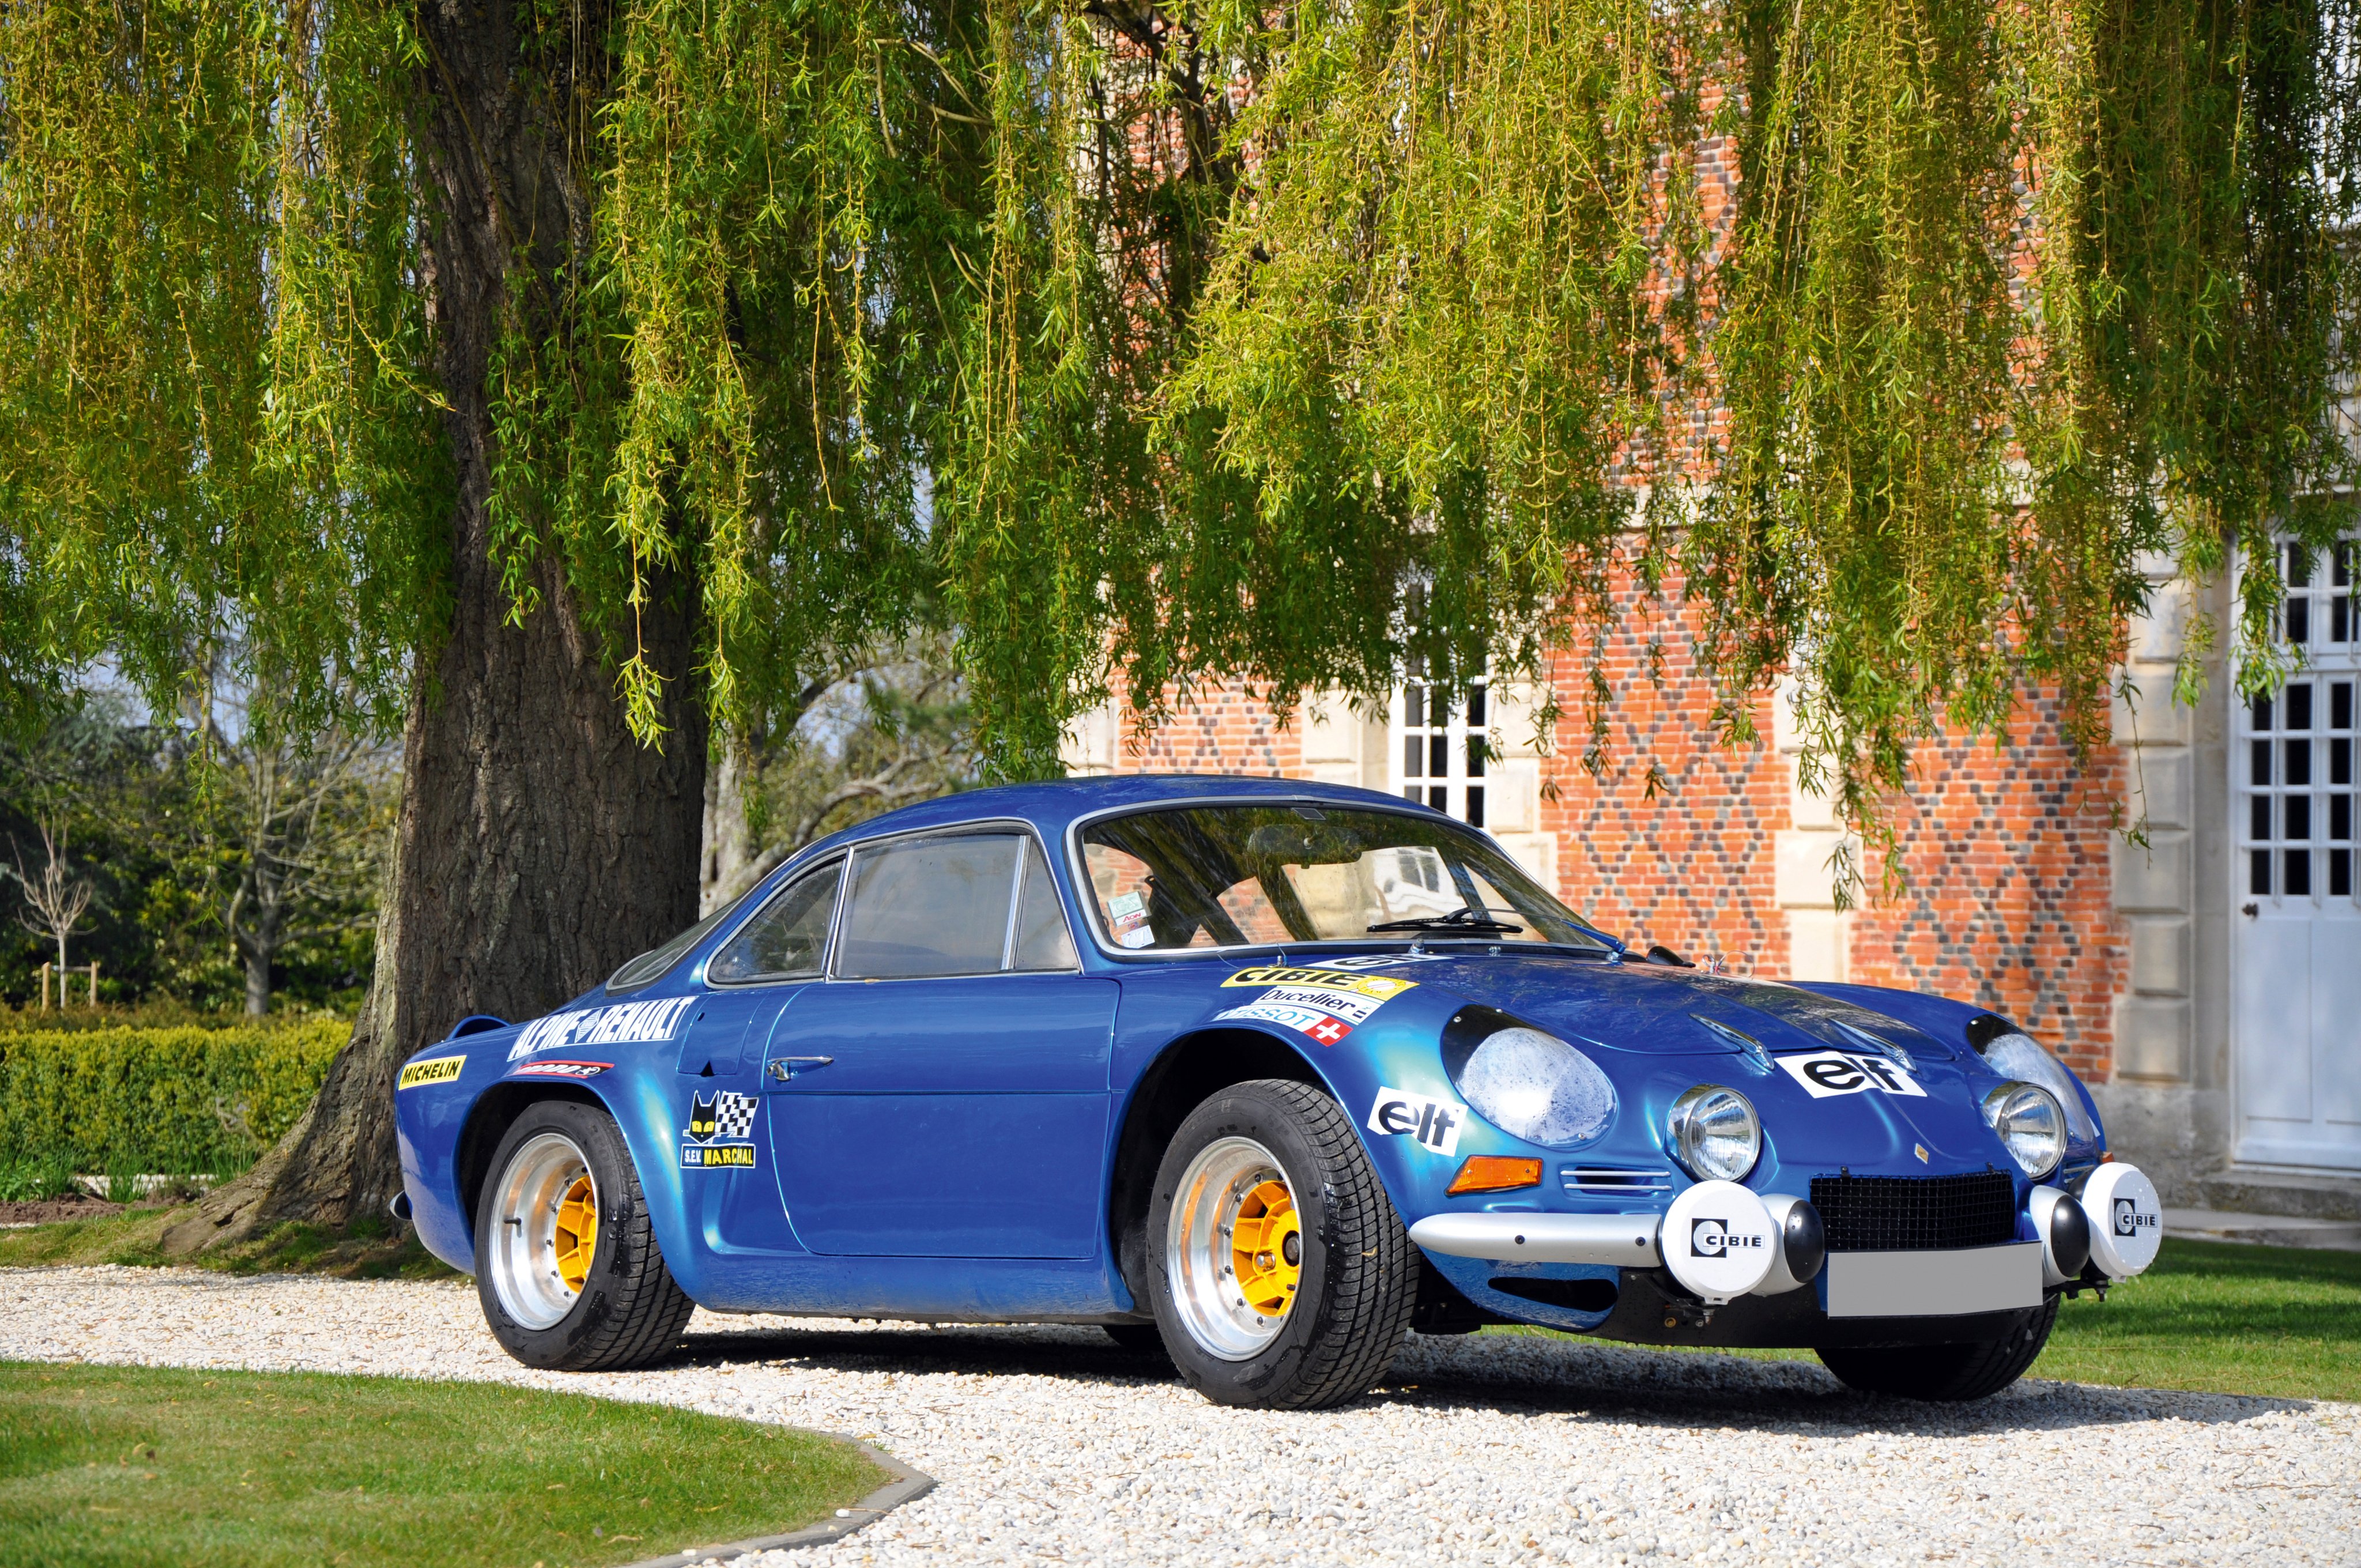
(1445, 1155, 1544, 1196)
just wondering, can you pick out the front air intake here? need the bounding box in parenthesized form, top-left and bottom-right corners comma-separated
(1808, 1171, 2017, 1252)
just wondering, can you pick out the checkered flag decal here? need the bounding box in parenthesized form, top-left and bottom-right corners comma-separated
(708, 1092, 758, 1140)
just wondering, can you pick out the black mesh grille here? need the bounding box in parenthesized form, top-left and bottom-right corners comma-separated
(1809, 1171, 2018, 1252)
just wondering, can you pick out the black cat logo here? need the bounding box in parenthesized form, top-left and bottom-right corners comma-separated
(687, 1091, 718, 1144)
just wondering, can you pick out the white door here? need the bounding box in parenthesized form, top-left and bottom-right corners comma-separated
(1391, 664, 1491, 826)
(2233, 535, 2361, 1170)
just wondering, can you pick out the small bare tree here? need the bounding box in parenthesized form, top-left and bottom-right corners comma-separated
(9, 821, 95, 979)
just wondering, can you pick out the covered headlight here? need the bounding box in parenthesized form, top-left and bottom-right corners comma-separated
(1981, 1081, 2065, 1178)
(1979, 1031, 2098, 1141)
(1666, 1084, 1762, 1182)
(1444, 1026, 1616, 1147)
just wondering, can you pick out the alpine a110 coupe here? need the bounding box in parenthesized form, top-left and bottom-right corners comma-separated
(393, 775, 2160, 1409)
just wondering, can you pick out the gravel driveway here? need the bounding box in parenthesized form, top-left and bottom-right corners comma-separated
(4, 1266, 2354, 1567)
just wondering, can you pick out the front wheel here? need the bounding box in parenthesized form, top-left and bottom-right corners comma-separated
(1816, 1298, 2059, 1401)
(1146, 1079, 1416, 1409)
(475, 1099, 695, 1371)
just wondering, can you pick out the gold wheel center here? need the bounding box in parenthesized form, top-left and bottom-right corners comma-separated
(1229, 1178, 1300, 1318)
(552, 1174, 598, 1294)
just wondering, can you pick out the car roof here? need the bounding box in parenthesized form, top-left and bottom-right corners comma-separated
(798, 773, 1439, 858)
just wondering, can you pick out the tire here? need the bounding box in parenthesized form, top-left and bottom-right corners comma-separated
(1816, 1298, 2060, 1401)
(1146, 1079, 1416, 1409)
(474, 1099, 696, 1371)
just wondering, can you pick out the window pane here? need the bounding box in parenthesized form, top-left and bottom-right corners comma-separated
(1466, 735, 1487, 779)
(2288, 596, 2311, 646)
(2333, 794, 2352, 840)
(1465, 786, 1485, 828)
(2252, 794, 2273, 842)
(2288, 795, 2312, 840)
(2334, 681, 2355, 730)
(2253, 738, 2273, 786)
(2287, 739, 2312, 786)
(1428, 734, 1449, 778)
(2333, 849, 2353, 898)
(1404, 684, 1425, 728)
(2337, 738, 2355, 786)
(708, 860, 842, 983)
(2253, 694, 2275, 731)
(2290, 684, 2314, 729)
(1467, 684, 1487, 725)
(2288, 542, 2313, 586)
(1404, 734, 1423, 778)
(837, 835, 1019, 979)
(2286, 849, 2312, 896)
(1010, 839, 1079, 971)
(2252, 849, 2272, 895)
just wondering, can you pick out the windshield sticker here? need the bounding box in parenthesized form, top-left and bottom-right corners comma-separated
(509, 996, 697, 1061)
(681, 1090, 759, 1169)
(1366, 1086, 1465, 1155)
(1775, 1049, 1928, 1099)
(397, 1055, 465, 1091)
(1214, 999, 1356, 1046)
(1222, 965, 1419, 1002)
(1306, 951, 1458, 971)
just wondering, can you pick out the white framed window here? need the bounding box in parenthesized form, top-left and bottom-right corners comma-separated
(2239, 538, 2358, 904)
(1390, 664, 1488, 826)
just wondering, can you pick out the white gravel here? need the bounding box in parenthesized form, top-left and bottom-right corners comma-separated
(4, 1266, 2356, 1566)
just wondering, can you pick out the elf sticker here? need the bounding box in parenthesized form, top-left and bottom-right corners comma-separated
(1366, 1086, 1465, 1156)
(1775, 1049, 1927, 1099)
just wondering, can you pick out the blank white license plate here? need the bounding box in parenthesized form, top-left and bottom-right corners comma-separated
(1824, 1242, 2043, 1318)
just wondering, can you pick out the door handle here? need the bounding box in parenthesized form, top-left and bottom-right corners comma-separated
(768, 1056, 835, 1081)
(2241, 902, 2259, 918)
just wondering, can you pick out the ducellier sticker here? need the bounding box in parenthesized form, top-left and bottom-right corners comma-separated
(1775, 1049, 1926, 1099)
(397, 1055, 465, 1091)
(509, 996, 697, 1062)
(1365, 1085, 1465, 1156)
(680, 1090, 759, 1170)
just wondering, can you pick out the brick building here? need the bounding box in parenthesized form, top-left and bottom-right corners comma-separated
(1062, 542, 2361, 1223)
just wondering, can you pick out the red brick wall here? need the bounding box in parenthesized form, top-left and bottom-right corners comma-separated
(1108, 684, 1303, 778)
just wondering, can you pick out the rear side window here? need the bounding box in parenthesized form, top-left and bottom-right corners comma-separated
(836, 835, 1021, 978)
(707, 858, 843, 984)
(1010, 838, 1080, 971)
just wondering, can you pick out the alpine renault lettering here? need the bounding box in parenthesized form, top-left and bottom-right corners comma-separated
(392, 775, 2160, 1410)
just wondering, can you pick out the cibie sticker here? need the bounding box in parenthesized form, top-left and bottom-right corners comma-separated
(1366, 1086, 1464, 1156)
(680, 1090, 759, 1170)
(397, 1055, 465, 1091)
(508, 1060, 612, 1080)
(1223, 965, 1418, 1002)
(1774, 1049, 1926, 1099)
(1213, 1000, 1355, 1046)
(509, 996, 697, 1062)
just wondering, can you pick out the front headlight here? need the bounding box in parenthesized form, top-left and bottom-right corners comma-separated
(1978, 1032, 2097, 1141)
(1981, 1081, 2065, 1178)
(1666, 1084, 1762, 1182)
(1445, 1026, 1617, 1147)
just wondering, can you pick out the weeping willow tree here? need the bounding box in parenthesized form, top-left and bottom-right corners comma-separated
(1, 0, 2354, 1237)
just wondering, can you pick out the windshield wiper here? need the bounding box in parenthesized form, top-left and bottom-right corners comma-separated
(1367, 907, 1526, 935)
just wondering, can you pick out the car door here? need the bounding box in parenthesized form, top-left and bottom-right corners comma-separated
(764, 828, 1117, 1258)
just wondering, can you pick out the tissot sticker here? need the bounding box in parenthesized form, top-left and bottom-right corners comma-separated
(510, 996, 697, 1061)
(1365, 1085, 1464, 1156)
(680, 1090, 759, 1170)
(1213, 1000, 1355, 1045)
(397, 1055, 465, 1090)
(508, 1060, 612, 1080)
(1774, 1049, 1927, 1099)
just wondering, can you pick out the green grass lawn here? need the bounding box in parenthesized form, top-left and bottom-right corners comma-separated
(1492, 1238, 2361, 1403)
(0, 1208, 455, 1280)
(0, 1362, 885, 1568)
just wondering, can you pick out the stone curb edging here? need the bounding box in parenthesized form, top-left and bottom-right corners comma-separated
(619, 1435, 935, 1566)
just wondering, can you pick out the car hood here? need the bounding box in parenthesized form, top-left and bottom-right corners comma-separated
(1370, 951, 1958, 1061)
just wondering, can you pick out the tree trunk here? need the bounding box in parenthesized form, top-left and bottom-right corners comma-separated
(164, 0, 703, 1253)
(700, 738, 756, 917)
(243, 947, 271, 1017)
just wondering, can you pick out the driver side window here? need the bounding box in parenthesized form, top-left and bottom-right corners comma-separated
(707, 858, 843, 984)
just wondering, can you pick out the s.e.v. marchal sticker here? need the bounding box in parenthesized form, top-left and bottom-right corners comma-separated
(397, 1054, 465, 1091)
(508, 996, 696, 1062)
(680, 1090, 759, 1169)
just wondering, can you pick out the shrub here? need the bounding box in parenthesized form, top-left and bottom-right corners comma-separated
(0, 1021, 348, 1174)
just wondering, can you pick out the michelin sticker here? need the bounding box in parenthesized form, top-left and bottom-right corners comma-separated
(1366, 1085, 1465, 1156)
(509, 996, 697, 1062)
(397, 1055, 465, 1090)
(1774, 1049, 1926, 1099)
(680, 1090, 759, 1169)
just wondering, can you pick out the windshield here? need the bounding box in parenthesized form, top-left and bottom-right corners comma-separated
(1077, 803, 1609, 953)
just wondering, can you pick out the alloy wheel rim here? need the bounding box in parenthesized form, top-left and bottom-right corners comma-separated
(489, 1132, 599, 1330)
(1167, 1136, 1302, 1360)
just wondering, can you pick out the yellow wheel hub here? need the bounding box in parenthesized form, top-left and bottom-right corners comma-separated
(1228, 1178, 1300, 1318)
(552, 1173, 598, 1294)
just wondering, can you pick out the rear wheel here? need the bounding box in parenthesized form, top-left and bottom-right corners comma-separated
(476, 1100, 695, 1371)
(1146, 1079, 1415, 1409)
(1816, 1298, 2059, 1401)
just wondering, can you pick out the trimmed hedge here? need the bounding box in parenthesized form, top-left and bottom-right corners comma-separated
(0, 1021, 348, 1172)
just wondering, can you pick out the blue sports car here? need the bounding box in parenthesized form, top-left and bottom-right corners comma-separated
(393, 775, 2160, 1409)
